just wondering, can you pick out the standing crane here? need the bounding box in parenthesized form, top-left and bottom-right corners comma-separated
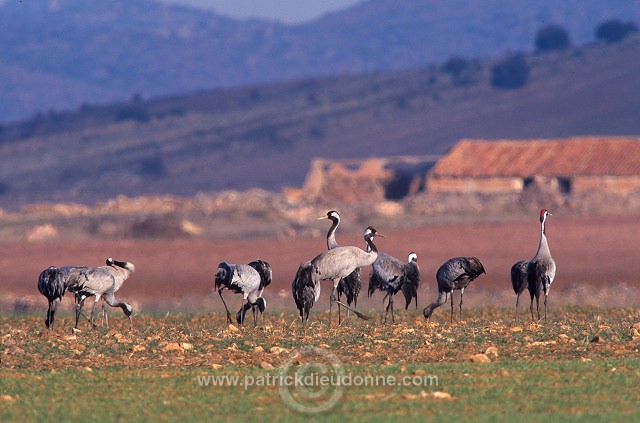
(292, 226, 380, 325)
(510, 260, 529, 322)
(318, 210, 362, 323)
(423, 256, 485, 322)
(527, 209, 556, 322)
(70, 258, 135, 329)
(368, 252, 420, 323)
(215, 259, 272, 326)
(37, 265, 86, 330)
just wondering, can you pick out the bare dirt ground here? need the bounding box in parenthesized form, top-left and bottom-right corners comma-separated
(2, 213, 639, 315)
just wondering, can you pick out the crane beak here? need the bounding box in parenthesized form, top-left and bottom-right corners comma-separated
(317, 215, 328, 220)
(376, 233, 386, 238)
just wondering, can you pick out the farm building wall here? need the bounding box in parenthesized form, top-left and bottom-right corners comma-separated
(427, 176, 523, 194)
(573, 176, 640, 194)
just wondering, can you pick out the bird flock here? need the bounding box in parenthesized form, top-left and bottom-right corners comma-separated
(37, 209, 555, 330)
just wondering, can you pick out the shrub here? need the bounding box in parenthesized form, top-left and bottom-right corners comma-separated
(535, 25, 570, 52)
(491, 54, 530, 89)
(596, 19, 638, 44)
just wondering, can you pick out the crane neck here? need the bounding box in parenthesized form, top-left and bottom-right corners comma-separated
(535, 217, 552, 258)
(326, 219, 339, 250)
(365, 234, 378, 254)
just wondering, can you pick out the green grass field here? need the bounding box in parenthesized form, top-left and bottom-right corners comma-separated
(2, 307, 640, 422)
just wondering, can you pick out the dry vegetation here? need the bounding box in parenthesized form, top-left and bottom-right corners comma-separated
(2, 308, 640, 421)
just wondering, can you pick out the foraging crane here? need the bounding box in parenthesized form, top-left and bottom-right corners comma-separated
(70, 258, 135, 328)
(215, 259, 272, 326)
(510, 260, 529, 322)
(37, 265, 86, 330)
(368, 252, 420, 323)
(318, 210, 362, 323)
(527, 209, 556, 322)
(292, 226, 380, 325)
(423, 256, 485, 322)
(234, 259, 272, 325)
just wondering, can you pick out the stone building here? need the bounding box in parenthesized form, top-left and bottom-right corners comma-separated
(426, 137, 640, 196)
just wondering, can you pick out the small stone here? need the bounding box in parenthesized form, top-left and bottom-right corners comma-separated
(260, 361, 274, 370)
(431, 391, 453, 400)
(162, 342, 183, 352)
(485, 346, 499, 357)
(1, 395, 16, 403)
(470, 353, 491, 363)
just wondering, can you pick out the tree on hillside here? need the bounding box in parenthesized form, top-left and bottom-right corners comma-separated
(490, 54, 530, 89)
(442, 56, 481, 86)
(535, 25, 570, 53)
(595, 19, 638, 44)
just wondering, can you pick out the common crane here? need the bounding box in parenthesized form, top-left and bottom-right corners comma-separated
(292, 226, 380, 325)
(215, 259, 272, 326)
(37, 265, 86, 330)
(527, 209, 556, 322)
(423, 256, 485, 322)
(318, 210, 362, 323)
(234, 259, 272, 326)
(368, 252, 420, 323)
(70, 258, 135, 328)
(510, 259, 529, 322)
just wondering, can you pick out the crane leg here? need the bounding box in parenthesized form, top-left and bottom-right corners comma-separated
(252, 305, 257, 327)
(390, 296, 395, 324)
(459, 288, 464, 321)
(544, 292, 548, 323)
(450, 292, 454, 323)
(515, 293, 520, 323)
(89, 297, 100, 329)
(217, 289, 233, 323)
(239, 298, 246, 325)
(45, 299, 57, 330)
(383, 294, 391, 324)
(535, 294, 541, 322)
(529, 291, 535, 322)
(102, 300, 109, 327)
(329, 286, 338, 325)
(75, 296, 85, 329)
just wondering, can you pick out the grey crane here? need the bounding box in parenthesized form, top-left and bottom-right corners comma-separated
(70, 258, 135, 328)
(423, 256, 485, 322)
(527, 209, 556, 322)
(510, 260, 529, 322)
(318, 210, 362, 323)
(214, 259, 272, 326)
(292, 261, 320, 325)
(37, 265, 87, 330)
(235, 259, 272, 326)
(292, 226, 380, 325)
(368, 252, 420, 323)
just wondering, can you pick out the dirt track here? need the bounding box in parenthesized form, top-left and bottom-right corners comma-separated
(2, 213, 640, 313)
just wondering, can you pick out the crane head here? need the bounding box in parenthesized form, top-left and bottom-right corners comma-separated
(319, 210, 340, 222)
(540, 209, 552, 222)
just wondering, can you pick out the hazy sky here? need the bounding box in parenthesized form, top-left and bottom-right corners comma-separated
(157, 0, 363, 24)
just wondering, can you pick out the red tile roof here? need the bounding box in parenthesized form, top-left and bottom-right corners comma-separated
(430, 137, 640, 178)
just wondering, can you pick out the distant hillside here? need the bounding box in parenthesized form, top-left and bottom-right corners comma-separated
(1, 35, 639, 210)
(1, 0, 639, 122)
